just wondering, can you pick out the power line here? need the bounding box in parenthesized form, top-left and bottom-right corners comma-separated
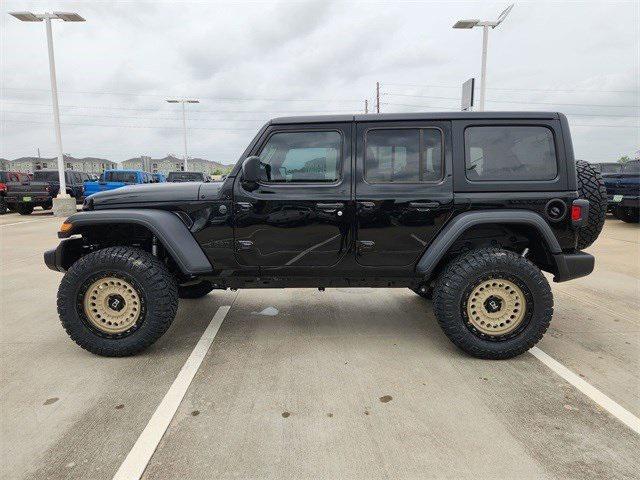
(384, 93, 639, 108)
(382, 82, 639, 94)
(0, 100, 357, 114)
(2, 119, 257, 131)
(1, 86, 364, 104)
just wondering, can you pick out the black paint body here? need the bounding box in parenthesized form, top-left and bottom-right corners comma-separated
(58, 112, 588, 288)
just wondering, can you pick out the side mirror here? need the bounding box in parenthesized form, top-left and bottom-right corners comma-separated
(241, 156, 269, 186)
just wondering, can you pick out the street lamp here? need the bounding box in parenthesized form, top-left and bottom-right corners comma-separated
(9, 11, 85, 217)
(453, 4, 513, 111)
(166, 98, 200, 172)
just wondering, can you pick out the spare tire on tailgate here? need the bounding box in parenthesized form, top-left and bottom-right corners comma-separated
(575, 160, 607, 250)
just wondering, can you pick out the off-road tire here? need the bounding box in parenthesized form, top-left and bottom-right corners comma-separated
(0, 198, 7, 215)
(575, 160, 607, 249)
(57, 247, 178, 357)
(614, 206, 640, 223)
(178, 280, 215, 299)
(410, 285, 433, 300)
(433, 248, 553, 359)
(16, 203, 34, 215)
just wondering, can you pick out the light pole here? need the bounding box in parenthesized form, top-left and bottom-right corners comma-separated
(166, 99, 199, 171)
(9, 11, 85, 216)
(453, 4, 513, 111)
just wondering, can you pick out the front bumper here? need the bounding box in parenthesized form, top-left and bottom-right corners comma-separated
(44, 238, 84, 273)
(552, 252, 595, 282)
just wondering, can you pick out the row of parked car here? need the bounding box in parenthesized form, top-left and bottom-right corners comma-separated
(593, 159, 640, 223)
(0, 169, 212, 215)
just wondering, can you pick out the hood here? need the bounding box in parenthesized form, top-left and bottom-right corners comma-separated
(89, 182, 217, 207)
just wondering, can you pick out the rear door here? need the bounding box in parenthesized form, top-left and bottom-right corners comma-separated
(233, 123, 352, 267)
(354, 121, 454, 267)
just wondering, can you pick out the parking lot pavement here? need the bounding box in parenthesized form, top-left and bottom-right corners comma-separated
(1, 216, 638, 479)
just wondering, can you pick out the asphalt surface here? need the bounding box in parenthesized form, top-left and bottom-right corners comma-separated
(0, 210, 638, 480)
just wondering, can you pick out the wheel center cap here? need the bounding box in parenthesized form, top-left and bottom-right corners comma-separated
(107, 294, 126, 312)
(484, 295, 503, 313)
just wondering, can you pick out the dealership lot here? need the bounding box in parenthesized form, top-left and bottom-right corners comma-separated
(1, 212, 638, 479)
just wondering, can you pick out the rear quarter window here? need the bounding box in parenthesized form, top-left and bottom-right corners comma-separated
(465, 126, 558, 182)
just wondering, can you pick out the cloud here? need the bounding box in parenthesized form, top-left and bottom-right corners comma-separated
(1, 0, 638, 163)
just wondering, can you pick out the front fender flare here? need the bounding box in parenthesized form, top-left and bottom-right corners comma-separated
(61, 209, 212, 275)
(415, 209, 562, 278)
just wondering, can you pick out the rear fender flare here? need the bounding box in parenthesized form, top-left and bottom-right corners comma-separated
(415, 210, 562, 278)
(64, 209, 212, 275)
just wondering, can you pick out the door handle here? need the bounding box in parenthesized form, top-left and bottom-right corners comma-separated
(358, 201, 376, 210)
(236, 240, 254, 250)
(409, 202, 440, 208)
(316, 202, 344, 212)
(236, 202, 253, 211)
(409, 202, 440, 210)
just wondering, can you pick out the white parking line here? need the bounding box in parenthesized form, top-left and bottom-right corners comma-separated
(0, 219, 44, 228)
(530, 347, 640, 435)
(112, 305, 231, 480)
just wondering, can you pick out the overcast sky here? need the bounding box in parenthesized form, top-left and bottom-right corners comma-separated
(1, 0, 638, 165)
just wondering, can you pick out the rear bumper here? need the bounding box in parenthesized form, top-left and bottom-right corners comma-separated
(6, 195, 52, 205)
(552, 252, 594, 282)
(608, 195, 640, 209)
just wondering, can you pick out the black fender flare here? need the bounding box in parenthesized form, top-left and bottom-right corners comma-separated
(61, 209, 212, 275)
(415, 210, 562, 278)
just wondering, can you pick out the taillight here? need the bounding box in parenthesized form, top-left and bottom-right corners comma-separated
(0, 182, 6, 192)
(571, 205, 582, 221)
(571, 199, 589, 228)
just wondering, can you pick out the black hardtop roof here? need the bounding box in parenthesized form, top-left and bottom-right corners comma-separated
(270, 111, 561, 125)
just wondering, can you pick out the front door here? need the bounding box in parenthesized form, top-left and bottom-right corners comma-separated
(355, 121, 454, 267)
(233, 123, 352, 267)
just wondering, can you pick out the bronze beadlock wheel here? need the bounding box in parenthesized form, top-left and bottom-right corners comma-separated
(465, 278, 526, 336)
(82, 276, 141, 335)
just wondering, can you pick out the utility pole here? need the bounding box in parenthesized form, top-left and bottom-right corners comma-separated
(9, 10, 85, 217)
(364, 99, 369, 114)
(166, 98, 199, 171)
(376, 82, 380, 114)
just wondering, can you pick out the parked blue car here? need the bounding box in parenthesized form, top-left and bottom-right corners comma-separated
(84, 170, 163, 196)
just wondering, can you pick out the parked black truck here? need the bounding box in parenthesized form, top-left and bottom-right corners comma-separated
(6, 169, 89, 215)
(44, 112, 607, 359)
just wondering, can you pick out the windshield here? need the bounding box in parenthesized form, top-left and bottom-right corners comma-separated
(105, 171, 138, 183)
(167, 172, 204, 182)
(33, 171, 60, 182)
(622, 161, 640, 175)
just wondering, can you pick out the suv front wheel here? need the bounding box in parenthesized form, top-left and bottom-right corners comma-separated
(57, 247, 179, 356)
(433, 248, 553, 359)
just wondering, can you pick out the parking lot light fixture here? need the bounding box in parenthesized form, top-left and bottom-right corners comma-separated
(166, 99, 200, 171)
(8, 11, 85, 216)
(452, 4, 513, 111)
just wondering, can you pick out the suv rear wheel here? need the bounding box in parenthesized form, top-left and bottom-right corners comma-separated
(16, 203, 34, 215)
(57, 247, 178, 357)
(614, 206, 640, 223)
(433, 248, 553, 359)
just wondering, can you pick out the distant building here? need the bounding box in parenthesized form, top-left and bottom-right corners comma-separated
(120, 154, 230, 176)
(0, 159, 9, 170)
(4, 155, 116, 174)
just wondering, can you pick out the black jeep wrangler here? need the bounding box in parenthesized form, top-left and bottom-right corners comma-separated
(44, 112, 607, 359)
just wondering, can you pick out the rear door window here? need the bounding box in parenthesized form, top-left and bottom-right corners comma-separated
(364, 128, 443, 183)
(465, 126, 558, 181)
